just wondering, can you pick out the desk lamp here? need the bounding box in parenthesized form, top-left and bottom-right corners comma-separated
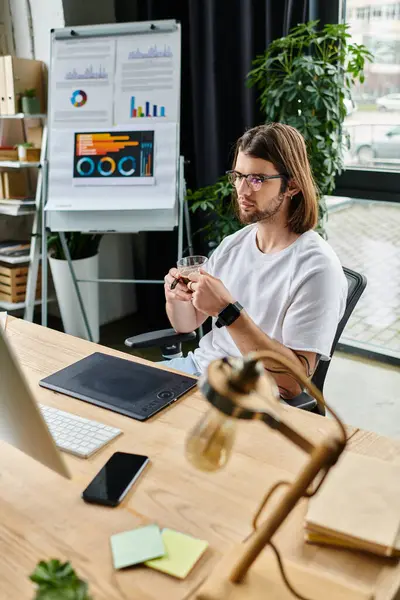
(186, 351, 347, 600)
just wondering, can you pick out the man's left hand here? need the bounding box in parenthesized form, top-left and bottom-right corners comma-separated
(187, 270, 234, 316)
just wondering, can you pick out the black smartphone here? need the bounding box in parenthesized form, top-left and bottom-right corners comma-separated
(82, 451, 149, 507)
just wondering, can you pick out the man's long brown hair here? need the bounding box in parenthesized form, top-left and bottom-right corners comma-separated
(233, 123, 319, 233)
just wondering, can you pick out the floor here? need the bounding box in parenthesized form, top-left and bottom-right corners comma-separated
(324, 351, 400, 439)
(326, 200, 400, 359)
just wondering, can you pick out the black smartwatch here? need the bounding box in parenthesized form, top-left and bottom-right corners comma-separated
(215, 301, 243, 328)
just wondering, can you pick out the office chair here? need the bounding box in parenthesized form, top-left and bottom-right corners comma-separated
(125, 267, 367, 414)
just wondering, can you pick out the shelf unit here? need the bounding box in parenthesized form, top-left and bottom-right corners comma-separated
(0, 297, 46, 311)
(0, 113, 47, 317)
(0, 160, 41, 168)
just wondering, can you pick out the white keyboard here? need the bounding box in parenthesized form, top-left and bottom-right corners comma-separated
(39, 404, 122, 458)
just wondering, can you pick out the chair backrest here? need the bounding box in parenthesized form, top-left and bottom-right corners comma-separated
(311, 267, 367, 393)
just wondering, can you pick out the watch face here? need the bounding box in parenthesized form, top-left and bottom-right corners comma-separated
(218, 302, 242, 327)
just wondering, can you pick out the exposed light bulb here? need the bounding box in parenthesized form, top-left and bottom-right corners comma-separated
(185, 408, 236, 472)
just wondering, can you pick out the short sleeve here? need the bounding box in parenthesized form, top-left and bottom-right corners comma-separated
(282, 267, 347, 361)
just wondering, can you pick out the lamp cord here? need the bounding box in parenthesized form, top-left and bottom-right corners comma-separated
(269, 540, 311, 600)
(252, 468, 331, 532)
(245, 350, 348, 600)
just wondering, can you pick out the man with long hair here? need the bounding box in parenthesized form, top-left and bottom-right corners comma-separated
(163, 123, 347, 399)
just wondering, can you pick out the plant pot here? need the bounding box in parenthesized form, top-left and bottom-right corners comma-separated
(49, 254, 100, 342)
(21, 96, 41, 114)
(17, 146, 27, 161)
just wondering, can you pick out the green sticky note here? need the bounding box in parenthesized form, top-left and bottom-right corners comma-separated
(110, 524, 165, 570)
(145, 528, 208, 579)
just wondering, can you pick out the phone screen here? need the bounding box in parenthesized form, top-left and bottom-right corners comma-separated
(82, 451, 149, 506)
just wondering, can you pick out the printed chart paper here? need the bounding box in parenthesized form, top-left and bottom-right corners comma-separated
(47, 26, 181, 230)
(73, 130, 155, 186)
(51, 38, 115, 128)
(46, 122, 178, 211)
(114, 32, 180, 124)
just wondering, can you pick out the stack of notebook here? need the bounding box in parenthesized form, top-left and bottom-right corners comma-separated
(0, 240, 30, 262)
(305, 451, 400, 558)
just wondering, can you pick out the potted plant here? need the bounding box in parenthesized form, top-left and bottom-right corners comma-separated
(187, 177, 238, 251)
(21, 88, 41, 114)
(30, 559, 92, 599)
(247, 20, 373, 237)
(48, 232, 102, 342)
(189, 21, 372, 241)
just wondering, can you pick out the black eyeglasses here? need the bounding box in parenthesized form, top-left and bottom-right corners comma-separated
(226, 170, 287, 192)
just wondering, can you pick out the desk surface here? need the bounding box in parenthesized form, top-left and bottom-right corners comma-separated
(2, 318, 400, 600)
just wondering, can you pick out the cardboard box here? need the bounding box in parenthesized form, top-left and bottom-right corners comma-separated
(2, 171, 29, 199)
(0, 262, 41, 303)
(0, 147, 18, 161)
(3, 56, 45, 115)
(26, 125, 43, 148)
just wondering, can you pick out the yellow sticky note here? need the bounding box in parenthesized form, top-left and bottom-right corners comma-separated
(145, 528, 208, 579)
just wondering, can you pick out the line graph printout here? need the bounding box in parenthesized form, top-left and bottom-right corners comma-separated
(114, 33, 180, 124)
(51, 38, 116, 127)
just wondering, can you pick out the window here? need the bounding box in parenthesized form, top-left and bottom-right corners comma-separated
(344, 1, 400, 173)
(332, 1, 400, 364)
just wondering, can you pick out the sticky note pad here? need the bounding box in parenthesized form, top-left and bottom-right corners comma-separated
(110, 524, 165, 570)
(145, 528, 208, 579)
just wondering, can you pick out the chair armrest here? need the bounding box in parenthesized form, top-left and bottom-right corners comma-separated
(282, 391, 318, 412)
(125, 328, 196, 349)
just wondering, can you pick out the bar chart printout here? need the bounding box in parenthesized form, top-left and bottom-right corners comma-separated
(130, 96, 166, 118)
(73, 131, 155, 185)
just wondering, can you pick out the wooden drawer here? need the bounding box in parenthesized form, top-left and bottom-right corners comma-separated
(0, 263, 41, 303)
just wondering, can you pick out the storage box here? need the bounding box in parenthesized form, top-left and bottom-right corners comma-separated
(26, 125, 43, 148)
(25, 147, 41, 162)
(2, 56, 45, 115)
(0, 148, 18, 161)
(2, 171, 29, 198)
(0, 262, 41, 303)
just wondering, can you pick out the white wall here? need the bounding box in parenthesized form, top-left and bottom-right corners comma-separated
(0, 0, 16, 55)
(9, 0, 64, 63)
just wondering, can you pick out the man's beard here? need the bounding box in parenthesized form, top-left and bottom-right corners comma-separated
(237, 193, 285, 225)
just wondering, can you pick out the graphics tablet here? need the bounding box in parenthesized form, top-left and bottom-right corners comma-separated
(39, 353, 197, 421)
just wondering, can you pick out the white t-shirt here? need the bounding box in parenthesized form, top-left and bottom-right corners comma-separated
(193, 225, 347, 374)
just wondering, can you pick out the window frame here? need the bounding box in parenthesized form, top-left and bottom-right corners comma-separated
(327, 0, 400, 203)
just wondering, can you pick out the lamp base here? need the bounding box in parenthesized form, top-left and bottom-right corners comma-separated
(194, 542, 375, 600)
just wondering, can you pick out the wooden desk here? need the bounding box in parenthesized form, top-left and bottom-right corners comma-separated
(1, 318, 399, 599)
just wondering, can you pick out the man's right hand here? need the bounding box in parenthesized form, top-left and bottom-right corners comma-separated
(164, 268, 193, 303)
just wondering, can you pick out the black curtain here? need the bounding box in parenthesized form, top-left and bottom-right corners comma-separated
(114, 0, 310, 328)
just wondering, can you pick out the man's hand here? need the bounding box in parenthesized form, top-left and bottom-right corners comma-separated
(164, 268, 192, 303)
(187, 270, 234, 316)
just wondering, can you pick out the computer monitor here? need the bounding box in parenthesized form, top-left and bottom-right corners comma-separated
(0, 326, 70, 479)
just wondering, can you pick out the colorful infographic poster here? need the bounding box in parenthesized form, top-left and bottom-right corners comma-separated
(73, 130, 155, 186)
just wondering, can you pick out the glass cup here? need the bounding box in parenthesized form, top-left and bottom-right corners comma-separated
(170, 255, 208, 289)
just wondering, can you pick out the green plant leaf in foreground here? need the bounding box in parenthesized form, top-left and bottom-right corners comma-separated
(30, 559, 92, 600)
